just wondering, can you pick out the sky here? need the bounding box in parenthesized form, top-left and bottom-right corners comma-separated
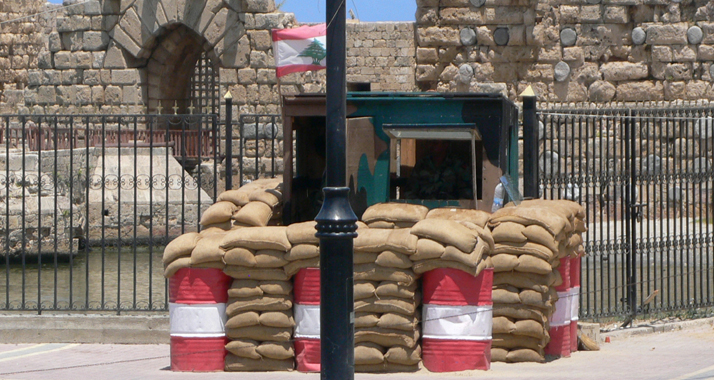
(46, 0, 418, 23)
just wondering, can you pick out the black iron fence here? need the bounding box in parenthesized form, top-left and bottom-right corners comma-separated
(538, 102, 714, 319)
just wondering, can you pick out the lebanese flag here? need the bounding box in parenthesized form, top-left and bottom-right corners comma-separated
(272, 24, 327, 77)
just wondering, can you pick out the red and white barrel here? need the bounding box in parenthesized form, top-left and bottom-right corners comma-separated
(169, 267, 232, 371)
(569, 255, 581, 352)
(545, 257, 571, 358)
(293, 268, 321, 373)
(421, 267, 494, 372)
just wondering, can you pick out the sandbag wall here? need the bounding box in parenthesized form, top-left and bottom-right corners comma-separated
(487, 200, 586, 363)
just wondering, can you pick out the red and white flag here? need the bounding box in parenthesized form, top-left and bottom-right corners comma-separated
(272, 24, 327, 78)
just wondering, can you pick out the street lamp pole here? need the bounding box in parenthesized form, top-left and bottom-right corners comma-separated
(315, 0, 357, 379)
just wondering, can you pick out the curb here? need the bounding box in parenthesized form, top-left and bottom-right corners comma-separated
(601, 316, 714, 341)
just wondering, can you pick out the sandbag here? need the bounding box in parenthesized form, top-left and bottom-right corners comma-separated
(225, 326, 292, 342)
(375, 281, 417, 299)
(354, 281, 377, 300)
(493, 242, 554, 261)
(217, 189, 251, 206)
(491, 347, 508, 362)
(221, 227, 291, 251)
(354, 264, 416, 285)
(225, 339, 261, 359)
(259, 310, 295, 328)
(163, 256, 191, 278)
(492, 316, 517, 334)
(355, 313, 380, 328)
(362, 203, 428, 224)
(521, 224, 559, 253)
(259, 281, 293, 295)
(232, 202, 273, 227)
(249, 188, 282, 207)
(377, 313, 417, 331)
(410, 219, 478, 253)
(426, 207, 490, 228)
(255, 341, 294, 360)
(190, 234, 225, 265)
(224, 266, 289, 281)
(492, 334, 546, 351)
(223, 247, 257, 267)
(224, 354, 294, 371)
(490, 205, 571, 239)
(441, 242, 485, 268)
(354, 252, 379, 265)
(254, 250, 289, 268)
(192, 261, 225, 270)
(515, 254, 553, 275)
(514, 319, 548, 340)
(492, 286, 521, 304)
(491, 221, 527, 243)
(354, 342, 386, 365)
(375, 251, 412, 269)
(200, 221, 234, 233)
(494, 272, 556, 293)
(412, 259, 476, 276)
(225, 312, 260, 329)
(355, 327, 420, 348)
(384, 345, 421, 365)
(200, 201, 239, 226)
(367, 221, 416, 229)
(506, 348, 545, 363)
(283, 257, 320, 277)
(386, 229, 418, 254)
(226, 296, 293, 316)
(284, 244, 319, 261)
(519, 289, 554, 310)
(354, 297, 417, 316)
(163, 232, 201, 264)
(491, 253, 519, 272)
(228, 279, 263, 298)
(411, 238, 445, 261)
(493, 304, 547, 323)
(286, 221, 319, 245)
(354, 229, 391, 252)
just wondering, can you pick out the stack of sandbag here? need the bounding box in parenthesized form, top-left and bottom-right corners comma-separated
(219, 226, 295, 371)
(163, 231, 227, 277)
(408, 208, 494, 277)
(352, 210, 422, 373)
(284, 221, 320, 275)
(218, 178, 283, 227)
(487, 199, 586, 363)
(361, 203, 428, 229)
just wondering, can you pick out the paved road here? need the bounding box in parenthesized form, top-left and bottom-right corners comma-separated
(0, 325, 713, 380)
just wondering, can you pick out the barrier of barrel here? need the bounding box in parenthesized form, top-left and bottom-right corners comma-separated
(422, 268, 493, 372)
(570, 255, 581, 352)
(545, 257, 571, 358)
(169, 267, 231, 371)
(293, 268, 321, 372)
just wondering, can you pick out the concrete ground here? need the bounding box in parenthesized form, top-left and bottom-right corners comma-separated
(0, 318, 713, 380)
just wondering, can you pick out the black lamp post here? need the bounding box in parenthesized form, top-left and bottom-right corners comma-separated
(315, 0, 357, 379)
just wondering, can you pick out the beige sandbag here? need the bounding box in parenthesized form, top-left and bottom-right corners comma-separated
(163, 256, 191, 278)
(472, 224, 495, 251)
(226, 326, 292, 342)
(354, 229, 391, 252)
(223, 247, 257, 267)
(441, 242, 485, 268)
(490, 205, 571, 239)
(256, 341, 294, 360)
(225, 312, 260, 329)
(355, 297, 417, 316)
(506, 348, 545, 363)
(377, 313, 417, 331)
(375, 281, 417, 299)
(491, 221, 527, 243)
(492, 316, 517, 334)
(354, 281, 377, 300)
(493, 304, 547, 324)
(228, 279, 263, 298)
(375, 251, 412, 269)
(201, 221, 233, 232)
(232, 202, 273, 227)
(354, 264, 416, 285)
(355, 313, 380, 328)
(491, 347, 508, 362)
(163, 232, 202, 264)
(386, 229, 418, 254)
(221, 226, 291, 251)
(492, 285, 521, 304)
(412, 259, 476, 276)
(254, 250, 289, 268)
(367, 221, 417, 229)
(515, 254, 553, 275)
(224, 266, 289, 281)
(410, 219, 478, 253)
(217, 189, 251, 206)
(200, 201, 239, 226)
(259, 281, 293, 295)
(355, 362, 419, 373)
(225, 339, 261, 359)
(284, 244, 319, 261)
(226, 296, 292, 316)
(521, 224, 559, 253)
(362, 203, 428, 224)
(494, 271, 556, 293)
(514, 319, 548, 340)
(384, 345, 421, 365)
(283, 257, 320, 277)
(354, 252, 379, 265)
(191, 234, 225, 265)
(492, 334, 546, 351)
(568, 233, 583, 248)
(519, 289, 554, 310)
(249, 188, 282, 207)
(192, 261, 225, 270)
(354, 327, 420, 348)
(491, 253, 519, 272)
(493, 242, 554, 261)
(354, 342, 386, 365)
(224, 353, 294, 371)
(426, 207, 490, 228)
(286, 221, 319, 245)
(411, 238, 445, 261)
(259, 310, 295, 328)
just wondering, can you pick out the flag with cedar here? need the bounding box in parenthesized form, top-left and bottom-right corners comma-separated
(272, 24, 327, 77)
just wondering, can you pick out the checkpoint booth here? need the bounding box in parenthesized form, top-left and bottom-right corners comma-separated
(281, 92, 519, 224)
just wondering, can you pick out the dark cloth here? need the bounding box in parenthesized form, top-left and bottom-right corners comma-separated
(405, 154, 472, 200)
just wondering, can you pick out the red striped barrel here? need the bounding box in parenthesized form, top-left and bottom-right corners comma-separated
(545, 257, 571, 358)
(570, 255, 582, 352)
(293, 268, 321, 372)
(422, 268, 494, 372)
(169, 268, 231, 371)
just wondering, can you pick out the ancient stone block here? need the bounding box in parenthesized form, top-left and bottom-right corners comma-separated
(604, 6, 628, 23)
(75, 85, 92, 105)
(600, 62, 648, 82)
(645, 24, 688, 45)
(219, 34, 250, 69)
(112, 69, 140, 85)
(104, 86, 122, 104)
(84, 70, 101, 85)
(588, 80, 616, 102)
(702, 23, 714, 44)
(672, 45, 697, 62)
(416, 64, 438, 81)
(103, 43, 128, 69)
(438, 7, 479, 25)
(241, 0, 275, 13)
(563, 47, 583, 63)
(417, 27, 460, 47)
(37, 86, 56, 105)
(83, 31, 109, 51)
(580, 5, 602, 22)
(250, 13, 293, 30)
(664, 63, 692, 81)
(616, 81, 663, 101)
(110, 25, 141, 58)
(256, 68, 276, 84)
(54, 51, 72, 69)
(61, 31, 83, 51)
(699, 45, 714, 60)
(49, 32, 62, 53)
(248, 30, 272, 51)
(61, 69, 80, 85)
(560, 5, 579, 24)
(652, 45, 673, 62)
(538, 46, 562, 62)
